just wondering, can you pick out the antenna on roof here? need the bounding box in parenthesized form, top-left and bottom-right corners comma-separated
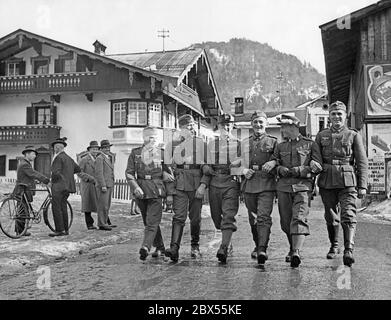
(157, 29, 169, 52)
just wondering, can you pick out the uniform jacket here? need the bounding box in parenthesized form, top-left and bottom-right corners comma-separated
(13, 158, 50, 201)
(272, 135, 322, 193)
(240, 133, 278, 193)
(165, 133, 210, 192)
(51, 151, 81, 193)
(205, 134, 242, 188)
(95, 152, 115, 188)
(315, 126, 368, 189)
(125, 144, 174, 199)
(78, 152, 98, 212)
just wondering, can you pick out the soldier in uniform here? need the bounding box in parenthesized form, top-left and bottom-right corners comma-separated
(315, 101, 368, 267)
(272, 114, 323, 268)
(203, 114, 241, 263)
(164, 114, 209, 262)
(241, 111, 278, 265)
(125, 127, 175, 260)
(14, 146, 50, 236)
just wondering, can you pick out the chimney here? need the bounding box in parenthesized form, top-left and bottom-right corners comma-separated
(93, 40, 107, 55)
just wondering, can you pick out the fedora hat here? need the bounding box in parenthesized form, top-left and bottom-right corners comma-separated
(22, 145, 37, 155)
(51, 137, 67, 147)
(99, 139, 113, 149)
(87, 140, 100, 150)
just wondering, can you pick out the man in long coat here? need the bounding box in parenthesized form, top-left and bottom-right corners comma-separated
(50, 137, 81, 237)
(78, 141, 100, 229)
(95, 139, 115, 230)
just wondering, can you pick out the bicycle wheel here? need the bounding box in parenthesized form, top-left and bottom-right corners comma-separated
(0, 196, 29, 239)
(43, 199, 74, 232)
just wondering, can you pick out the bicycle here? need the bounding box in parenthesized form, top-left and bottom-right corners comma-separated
(0, 183, 73, 239)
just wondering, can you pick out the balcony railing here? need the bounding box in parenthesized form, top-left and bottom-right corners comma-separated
(0, 72, 98, 94)
(0, 125, 61, 145)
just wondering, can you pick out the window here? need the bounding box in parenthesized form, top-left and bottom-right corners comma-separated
(8, 159, 18, 171)
(149, 103, 161, 127)
(36, 107, 51, 125)
(0, 155, 5, 176)
(34, 59, 49, 75)
(7, 62, 20, 76)
(128, 102, 147, 125)
(318, 116, 329, 132)
(112, 102, 127, 126)
(110, 100, 162, 127)
(27, 102, 57, 125)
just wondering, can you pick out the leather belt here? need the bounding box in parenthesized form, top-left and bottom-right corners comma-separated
(214, 168, 230, 174)
(325, 160, 351, 165)
(137, 174, 161, 180)
(176, 164, 201, 170)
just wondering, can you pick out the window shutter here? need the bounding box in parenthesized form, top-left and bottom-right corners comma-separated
(50, 105, 57, 125)
(19, 61, 26, 75)
(0, 62, 5, 76)
(26, 106, 34, 125)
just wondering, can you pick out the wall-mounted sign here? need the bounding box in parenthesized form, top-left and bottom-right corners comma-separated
(368, 157, 385, 193)
(365, 64, 391, 117)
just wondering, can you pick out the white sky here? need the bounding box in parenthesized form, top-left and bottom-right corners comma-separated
(0, 0, 377, 74)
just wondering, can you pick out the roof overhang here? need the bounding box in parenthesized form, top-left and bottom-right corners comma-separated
(0, 29, 165, 82)
(319, 0, 391, 104)
(163, 82, 205, 117)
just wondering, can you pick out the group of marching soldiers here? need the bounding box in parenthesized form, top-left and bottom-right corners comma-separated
(125, 100, 368, 268)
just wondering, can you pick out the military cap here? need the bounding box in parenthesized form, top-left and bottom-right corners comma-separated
(22, 145, 37, 155)
(51, 137, 67, 147)
(328, 101, 347, 113)
(99, 139, 113, 149)
(87, 140, 99, 150)
(251, 111, 267, 122)
(218, 113, 234, 124)
(276, 114, 300, 127)
(178, 114, 195, 126)
(142, 126, 159, 140)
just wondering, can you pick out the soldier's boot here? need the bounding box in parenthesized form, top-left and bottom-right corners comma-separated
(290, 235, 305, 268)
(152, 227, 165, 258)
(326, 225, 340, 259)
(190, 224, 201, 258)
(164, 224, 183, 262)
(250, 224, 258, 259)
(217, 229, 233, 264)
(342, 224, 356, 267)
(139, 246, 149, 261)
(257, 225, 271, 265)
(285, 234, 294, 263)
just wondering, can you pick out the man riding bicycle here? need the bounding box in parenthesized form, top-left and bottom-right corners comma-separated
(13, 146, 50, 236)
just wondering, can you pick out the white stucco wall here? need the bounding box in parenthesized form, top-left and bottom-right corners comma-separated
(0, 91, 145, 179)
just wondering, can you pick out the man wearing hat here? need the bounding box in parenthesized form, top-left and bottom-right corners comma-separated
(272, 114, 322, 267)
(164, 113, 210, 262)
(50, 137, 81, 237)
(202, 114, 242, 263)
(78, 141, 100, 230)
(13, 146, 50, 236)
(240, 111, 278, 265)
(315, 101, 368, 267)
(95, 139, 115, 231)
(125, 126, 175, 260)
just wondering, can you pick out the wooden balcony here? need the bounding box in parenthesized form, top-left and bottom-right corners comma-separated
(0, 72, 98, 94)
(0, 125, 61, 145)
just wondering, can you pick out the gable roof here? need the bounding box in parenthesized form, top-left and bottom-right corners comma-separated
(108, 49, 203, 79)
(319, 0, 391, 104)
(0, 29, 165, 81)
